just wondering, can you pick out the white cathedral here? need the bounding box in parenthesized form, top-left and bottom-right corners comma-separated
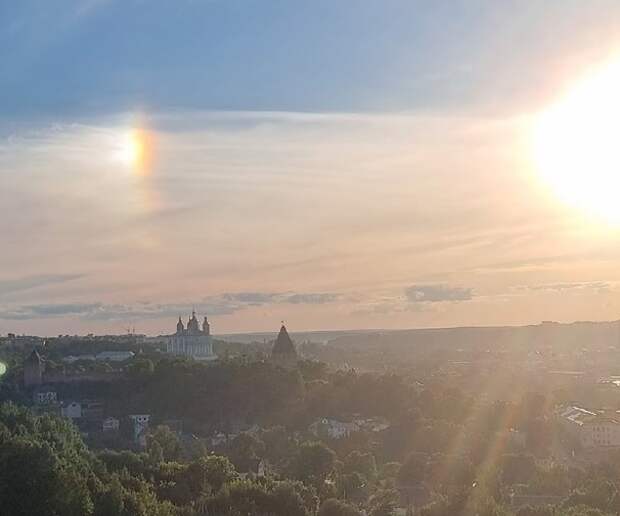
(166, 311, 217, 360)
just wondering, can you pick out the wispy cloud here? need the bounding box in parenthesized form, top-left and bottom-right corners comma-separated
(522, 282, 612, 293)
(0, 291, 340, 321)
(405, 285, 474, 303)
(0, 302, 101, 320)
(0, 274, 83, 297)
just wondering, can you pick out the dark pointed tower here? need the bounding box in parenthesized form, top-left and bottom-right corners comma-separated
(24, 348, 44, 386)
(271, 324, 298, 368)
(176, 316, 185, 335)
(202, 316, 210, 336)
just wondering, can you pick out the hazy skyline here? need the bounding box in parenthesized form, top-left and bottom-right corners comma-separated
(3, 1, 620, 335)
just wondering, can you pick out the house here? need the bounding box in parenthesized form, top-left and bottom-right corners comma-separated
(81, 400, 104, 421)
(33, 386, 57, 405)
(102, 417, 120, 432)
(61, 401, 82, 419)
(354, 416, 391, 433)
(211, 432, 229, 447)
(309, 418, 360, 439)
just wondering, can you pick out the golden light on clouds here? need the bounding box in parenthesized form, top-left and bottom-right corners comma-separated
(532, 58, 620, 224)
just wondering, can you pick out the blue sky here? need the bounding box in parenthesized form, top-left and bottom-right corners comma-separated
(4, 0, 620, 117)
(2, 1, 620, 335)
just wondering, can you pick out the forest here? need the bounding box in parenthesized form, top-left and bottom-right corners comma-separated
(2, 349, 620, 515)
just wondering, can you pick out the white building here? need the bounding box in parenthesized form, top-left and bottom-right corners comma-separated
(61, 401, 82, 419)
(102, 417, 120, 432)
(560, 406, 620, 448)
(33, 386, 57, 405)
(309, 418, 360, 440)
(354, 416, 391, 433)
(166, 312, 217, 360)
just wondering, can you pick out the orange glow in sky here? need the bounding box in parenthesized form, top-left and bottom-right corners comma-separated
(117, 128, 154, 174)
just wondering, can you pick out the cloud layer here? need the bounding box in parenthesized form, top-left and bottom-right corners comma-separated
(0, 291, 340, 322)
(2, 110, 620, 334)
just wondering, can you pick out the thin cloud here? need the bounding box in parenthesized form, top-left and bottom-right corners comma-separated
(0, 291, 340, 321)
(406, 285, 474, 303)
(0, 274, 83, 297)
(0, 302, 101, 320)
(523, 282, 611, 293)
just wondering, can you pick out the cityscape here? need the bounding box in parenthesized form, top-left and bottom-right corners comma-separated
(4, 1, 620, 516)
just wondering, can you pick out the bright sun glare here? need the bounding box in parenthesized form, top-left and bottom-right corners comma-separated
(533, 59, 620, 224)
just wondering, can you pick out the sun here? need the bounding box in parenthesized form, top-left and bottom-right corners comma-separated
(115, 128, 152, 173)
(532, 59, 620, 224)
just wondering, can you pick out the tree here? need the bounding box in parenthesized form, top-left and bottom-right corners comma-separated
(195, 479, 314, 516)
(228, 432, 265, 472)
(499, 454, 537, 486)
(293, 441, 336, 489)
(147, 425, 182, 463)
(343, 451, 377, 482)
(318, 498, 362, 516)
(0, 437, 94, 516)
(0, 404, 95, 516)
(268, 480, 314, 516)
(93, 474, 125, 516)
(261, 425, 296, 466)
(337, 472, 368, 504)
(398, 452, 428, 486)
(368, 489, 399, 516)
(184, 454, 237, 495)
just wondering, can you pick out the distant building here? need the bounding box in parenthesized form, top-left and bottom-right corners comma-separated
(353, 416, 391, 433)
(560, 406, 620, 447)
(102, 417, 120, 432)
(129, 414, 150, 446)
(81, 400, 104, 421)
(24, 348, 44, 386)
(271, 324, 298, 368)
(166, 312, 217, 360)
(25, 346, 124, 387)
(33, 386, 57, 405)
(62, 351, 135, 363)
(61, 401, 82, 419)
(309, 418, 360, 440)
(211, 432, 228, 447)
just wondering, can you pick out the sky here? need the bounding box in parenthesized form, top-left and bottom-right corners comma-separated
(2, 0, 620, 335)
